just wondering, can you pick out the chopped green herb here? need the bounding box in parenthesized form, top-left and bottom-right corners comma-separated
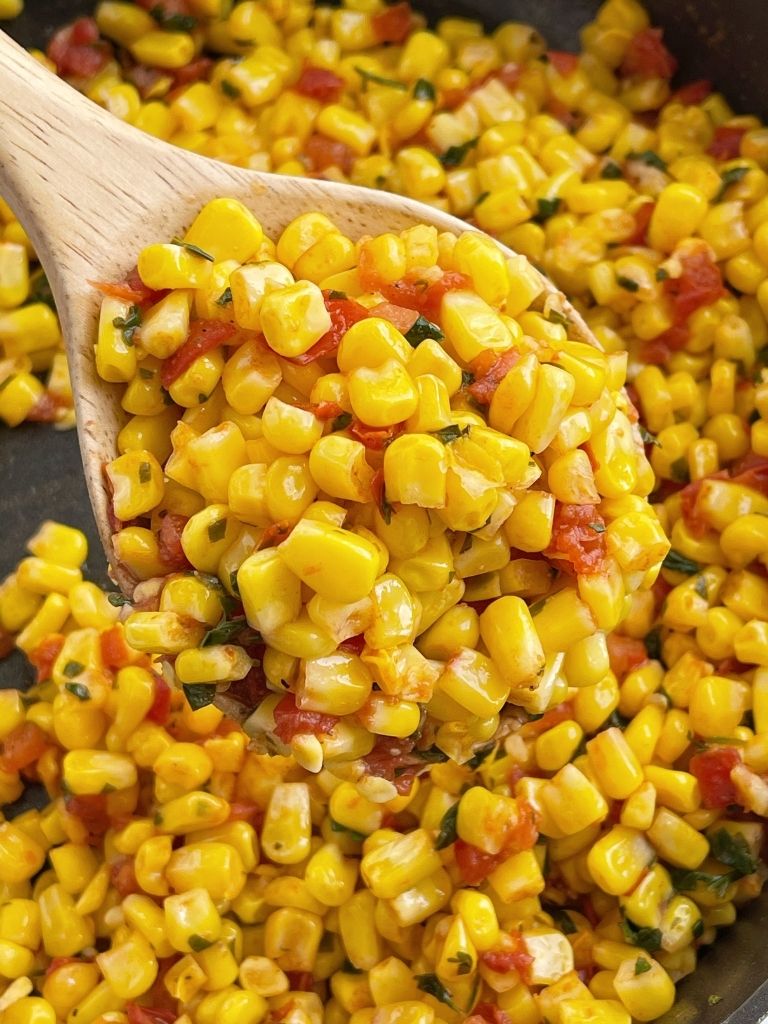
(693, 918, 705, 939)
(475, 191, 490, 205)
(432, 424, 470, 444)
(435, 801, 459, 850)
(617, 275, 640, 292)
(328, 289, 347, 300)
(188, 934, 214, 952)
(465, 742, 495, 770)
(627, 150, 667, 171)
(107, 592, 132, 607)
(0, 374, 15, 393)
(229, 571, 240, 596)
(601, 161, 623, 180)
(207, 519, 227, 542)
(459, 533, 473, 554)
(708, 995, 723, 1006)
(65, 682, 90, 701)
(461, 369, 475, 388)
(447, 951, 473, 976)
(621, 917, 663, 952)
(606, 709, 630, 730)
(709, 829, 759, 877)
(655, 267, 670, 282)
(138, 461, 152, 484)
(172, 238, 215, 262)
(551, 909, 577, 935)
(202, 616, 261, 648)
(548, 309, 569, 326)
(670, 867, 735, 899)
(413, 78, 436, 101)
(662, 549, 700, 575)
(644, 626, 663, 662)
(414, 974, 459, 1012)
(440, 138, 478, 169)
(694, 576, 709, 599)
(669, 456, 690, 483)
(341, 959, 363, 974)
(150, 5, 198, 30)
(634, 957, 652, 975)
(112, 304, 142, 346)
(589, 522, 606, 533)
(198, 393, 210, 404)
(138, 367, 155, 380)
(330, 819, 368, 842)
(715, 165, 749, 203)
(405, 314, 444, 347)
(534, 196, 561, 223)
(183, 683, 218, 712)
(639, 425, 660, 446)
(416, 745, 450, 764)
(216, 287, 233, 306)
(355, 65, 407, 91)
(63, 660, 84, 678)
(220, 80, 240, 99)
(331, 412, 353, 432)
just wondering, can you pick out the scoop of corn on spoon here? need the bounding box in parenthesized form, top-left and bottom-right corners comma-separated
(0, 29, 595, 593)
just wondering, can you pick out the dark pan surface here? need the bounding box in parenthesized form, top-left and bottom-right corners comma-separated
(2, 1, 768, 1021)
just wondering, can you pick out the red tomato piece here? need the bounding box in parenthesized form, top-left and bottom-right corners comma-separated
(368, 301, 421, 333)
(545, 98, 578, 130)
(305, 133, 354, 174)
(361, 736, 418, 795)
(222, 662, 269, 713)
(664, 248, 726, 321)
(47, 18, 112, 78)
(258, 521, 294, 550)
(606, 634, 649, 679)
(46, 957, 83, 977)
(100, 625, 134, 670)
(172, 57, 213, 88)
(672, 79, 712, 105)
(546, 502, 606, 575)
(626, 201, 656, 246)
(146, 673, 172, 724)
(29, 634, 66, 683)
(708, 125, 748, 161)
(65, 794, 109, 844)
(468, 1005, 514, 1024)
(272, 694, 339, 743)
(496, 63, 522, 90)
(678, 471, 728, 537)
(468, 349, 520, 406)
(27, 392, 70, 423)
(731, 456, 768, 497)
(110, 856, 140, 897)
(126, 1005, 177, 1024)
(0, 722, 48, 773)
(294, 65, 345, 103)
(372, 2, 414, 44)
(156, 514, 191, 572)
(519, 702, 574, 738)
(286, 972, 315, 991)
(621, 27, 678, 79)
(308, 401, 344, 421)
(689, 746, 742, 809)
(370, 272, 471, 322)
(160, 320, 237, 388)
(349, 420, 405, 450)
(0, 628, 13, 659)
(455, 801, 538, 884)
(481, 937, 533, 983)
(228, 802, 264, 828)
(548, 51, 580, 76)
(90, 268, 165, 308)
(640, 322, 689, 364)
(290, 292, 370, 365)
(339, 633, 366, 655)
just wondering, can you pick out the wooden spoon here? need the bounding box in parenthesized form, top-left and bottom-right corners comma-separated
(0, 30, 593, 592)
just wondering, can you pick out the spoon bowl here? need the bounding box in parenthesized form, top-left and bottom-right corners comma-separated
(0, 30, 594, 591)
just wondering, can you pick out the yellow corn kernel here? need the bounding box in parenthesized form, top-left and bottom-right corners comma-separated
(105, 450, 164, 520)
(164, 887, 222, 953)
(123, 610, 205, 655)
(96, 931, 158, 1000)
(613, 956, 675, 1022)
(503, 490, 555, 552)
(264, 907, 324, 972)
(261, 782, 312, 864)
(38, 884, 95, 957)
(587, 727, 644, 799)
(278, 519, 380, 602)
(437, 647, 509, 716)
(543, 764, 609, 835)
(62, 750, 136, 795)
(647, 808, 709, 869)
(361, 830, 441, 899)
(480, 596, 546, 687)
(155, 791, 229, 835)
(587, 825, 655, 896)
(383, 433, 448, 509)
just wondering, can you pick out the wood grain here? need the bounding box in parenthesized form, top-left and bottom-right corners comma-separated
(0, 29, 596, 592)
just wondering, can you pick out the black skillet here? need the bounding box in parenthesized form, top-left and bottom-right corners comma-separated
(1, 2, 767, 1020)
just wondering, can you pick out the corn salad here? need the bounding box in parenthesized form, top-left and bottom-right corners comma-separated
(1, 521, 767, 1024)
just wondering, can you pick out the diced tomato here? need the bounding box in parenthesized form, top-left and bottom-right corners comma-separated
(65, 794, 109, 844)
(172, 57, 213, 88)
(480, 935, 533, 983)
(468, 349, 520, 406)
(372, 2, 414, 44)
(159, 320, 237, 388)
(621, 27, 678, 80)
(27, 392, 70, 423)
(270, 1002, 297, 1024)
(286, 972, 315, 991)
(361, 736, 418, 794)
(349, 420, 405, 450)
(100, 625, 134, 670)
(47, 18, 112, 78)
(671, 79, 712, 105)
(545, 502, 606, 575)
(606, 634, 649, 679)
(339, 633, 366, 655)
(290, 292, 370, 365)
(678, 471, 726, 537)
(369, 301, 421, 333)
(110, 856, 140, 897)
(90, 267, 165, 309)
(626, 201, 655, 246)
(294, 65, 345, 103)
(0, 722, 48, 773)
(0, 628, 13, 659)
(258, 520, 294, 549)
(731, 456, 768, 497)
(366, 271, 471, 323)
(454, 801, 538, 884)
(689, 746, 742, 809)
(519, 702, 574, 738)
(664, 247, 726, 321)
(272, 694, 339, 743)
(545, 98, 578, 130)
(467, 1004, 513, 1024)
(156, 513, 191, 571)
(640, 321, 689, 364)
(708, 125, 748, 161)
(305, 132, 355, 174)
(547, 51, 579, 76)
(307, 400, 344, 421)
(224, 662, 270, 711)
(146, 673, 172, 724)
(127, 63, 166, 99)
(29, 634, 66, 683)
(228, 802, 264, 828)
(126, 1004, 177, 1024)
